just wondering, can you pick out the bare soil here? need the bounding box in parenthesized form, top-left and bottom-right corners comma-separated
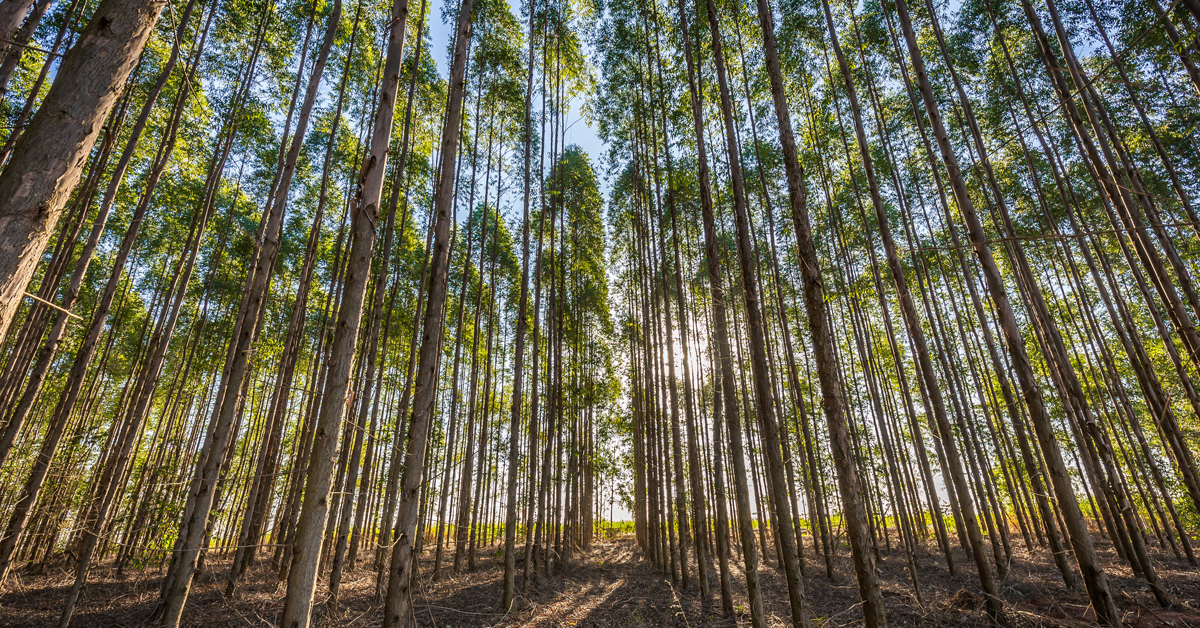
(1, 532, 1198, 627)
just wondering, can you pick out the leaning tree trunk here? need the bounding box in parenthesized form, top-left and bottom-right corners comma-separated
(0, 0, 35, 49)
(0, 0, 53, 101)
(156, 4, 342, 625)
(328, 51, 410, 601)
(753, 1, 888, 623)
(0, 0, 167, 341)
(0, 0, 201, 477)
(59, 123, 224, 628)
(870, 0, 1004, 618)
(700, 0, 808, 623)
(55, 9, 267, 621)
(277, 0, 412, 624)
(0, 0, 211, 582)
(225, 3, 362, 595)
(434, 85, 486, 580)
(903, 0, 1122, 622)
(382, 1, 473, 622)
(370, 0, 429, 599)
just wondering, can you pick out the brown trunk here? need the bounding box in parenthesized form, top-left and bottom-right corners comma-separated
(380, 0, 472, 621)
(699, 0, 807, 622)
(0, 0, 52, 98)
(158, 3, 341, 623)
(278, 0, 412, 621)
(0, 0, 211, 582)
(370, 0, 429, 598)
(0, 0, 36, 48)
(515, 0, 543, 596)
(0, 0, 167, 341)
(907, 0, 1122, 622)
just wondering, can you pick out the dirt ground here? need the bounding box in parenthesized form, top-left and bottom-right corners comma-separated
(2, 531, 1199, 627)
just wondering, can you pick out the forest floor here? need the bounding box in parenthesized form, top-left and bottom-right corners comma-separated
(2, 531, 1200, 627)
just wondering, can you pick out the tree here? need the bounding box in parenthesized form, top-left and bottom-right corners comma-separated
(0, 0, 167, 340)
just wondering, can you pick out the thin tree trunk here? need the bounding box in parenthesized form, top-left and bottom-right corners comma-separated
(907, 0, 1122, 622)
(0, 0, 53, 100)
(380, 0, 472, 622)
(0, 0, 213, 582)
(757, 0, 888, 621)
(278, 0, 412, 622)
(504, 0, 539, 597)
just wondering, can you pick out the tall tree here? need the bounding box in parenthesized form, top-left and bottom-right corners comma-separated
(381, 0, 475, 622)
(0, 0, 168, 339)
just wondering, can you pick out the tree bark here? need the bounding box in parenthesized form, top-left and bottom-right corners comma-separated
(0, 0, 167, 341)
(277, 0, 412, 623)
(380, 0, 472, 623)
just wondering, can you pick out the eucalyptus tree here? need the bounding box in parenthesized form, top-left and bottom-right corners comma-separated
(155, 0, 348, 621)
(380, 0, 475, 621)
(278, 0, 422, 618)
(746, 0, 886, 621)
(54, 2, 280, 621)
(0, 0, 214, 582)
(424, 0, 522, 585)
(0, 0, 168, 340)
(818, 0, 1006, 619)
(1, 0, 1200, 625)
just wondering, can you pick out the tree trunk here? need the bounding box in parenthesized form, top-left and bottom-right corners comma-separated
(907, 0, 1122, 622)
(0, 0, 212, 582)
(379, 0, 472, 623)
(0, 0, 53, 99)
(0, 0, 167, 341)
(277, 0, 412, 623)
